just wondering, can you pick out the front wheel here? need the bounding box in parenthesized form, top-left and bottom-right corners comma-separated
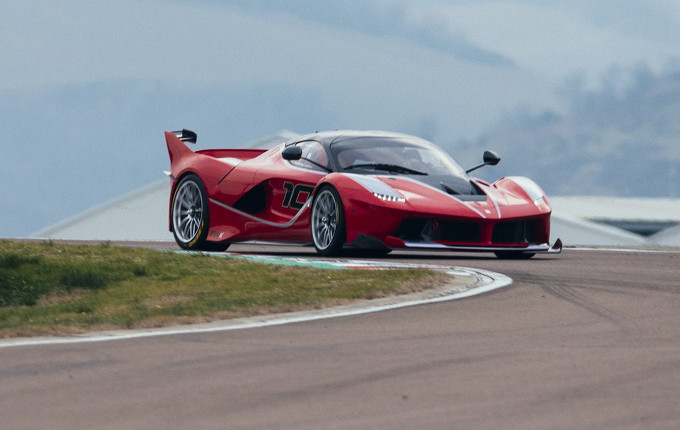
(311, 186, 346, 256)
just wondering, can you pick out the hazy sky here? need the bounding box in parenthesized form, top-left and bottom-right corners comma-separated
(3, 0, 680, 237)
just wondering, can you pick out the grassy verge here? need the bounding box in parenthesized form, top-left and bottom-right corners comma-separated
(0, 240, 450, 337)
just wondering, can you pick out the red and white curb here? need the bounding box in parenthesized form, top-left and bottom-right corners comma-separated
(0, 255, 511, 348)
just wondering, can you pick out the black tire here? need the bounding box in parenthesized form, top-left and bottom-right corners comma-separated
(171, 174, 229, 251)
(311, 186, 346, 256)
(494, 251, 535, 259)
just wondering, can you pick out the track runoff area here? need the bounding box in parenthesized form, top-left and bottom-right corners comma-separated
(0, 251, 511, 348)
(3, 244, 677, 348)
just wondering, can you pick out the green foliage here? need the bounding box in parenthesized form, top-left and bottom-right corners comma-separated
(0, 252, 44, 306)
(0, 253, 43, 269)
(0, 242, 147, 306)
(0, 241, 446, 337)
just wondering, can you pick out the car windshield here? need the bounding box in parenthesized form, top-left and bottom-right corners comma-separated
(330, 136, 467, 177)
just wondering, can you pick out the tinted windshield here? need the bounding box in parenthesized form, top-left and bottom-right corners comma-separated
(330, 136, 467, 177)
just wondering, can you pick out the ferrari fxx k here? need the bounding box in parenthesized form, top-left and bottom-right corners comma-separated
(164, 129, 561, 258)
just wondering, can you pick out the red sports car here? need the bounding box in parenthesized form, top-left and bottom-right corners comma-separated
(164, 129, 561, 258)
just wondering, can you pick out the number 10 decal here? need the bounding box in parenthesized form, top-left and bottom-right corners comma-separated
(282, 182, 314, 210)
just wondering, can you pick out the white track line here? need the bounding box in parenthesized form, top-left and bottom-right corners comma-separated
(0, 265, 511, 349)
(567, 246, 680, 253)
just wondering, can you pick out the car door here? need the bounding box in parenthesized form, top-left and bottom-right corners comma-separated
(260, 140, 329, 224)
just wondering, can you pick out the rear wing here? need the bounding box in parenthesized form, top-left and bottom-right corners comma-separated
(172, 129, 197, 144)
(165, 129, 267, 179)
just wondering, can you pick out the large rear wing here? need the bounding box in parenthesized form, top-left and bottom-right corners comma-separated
(165, 129, 267, 178)
(172, 129, 197, 144)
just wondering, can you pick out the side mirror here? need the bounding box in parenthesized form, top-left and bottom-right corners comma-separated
(483, 150, 500, 166)
(282, 145, 302, 161)
(465, 150, 501, 174)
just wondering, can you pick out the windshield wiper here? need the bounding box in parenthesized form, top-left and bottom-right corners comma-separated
(300, 157, 332, 173)
(344, 163, 428, 175)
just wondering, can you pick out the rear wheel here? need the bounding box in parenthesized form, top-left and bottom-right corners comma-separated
(311, 186, 346, 256)
(171, 174, 229, 251)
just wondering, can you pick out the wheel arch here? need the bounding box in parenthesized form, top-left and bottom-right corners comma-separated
(312, 176, 354, 219)
(168, 171, 204, 233)
(310, 183, 347, 255)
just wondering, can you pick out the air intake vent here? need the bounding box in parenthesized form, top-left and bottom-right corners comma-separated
(492, 221, 535, 244)
(395, 219, 481, 243)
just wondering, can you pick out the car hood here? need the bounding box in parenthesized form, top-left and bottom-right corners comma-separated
(336, 173, 550, 219)
(347, 173, 479, 198)
(414, 174, 477, 197)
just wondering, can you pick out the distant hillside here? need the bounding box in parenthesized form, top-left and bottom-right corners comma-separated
(447, 65, 680, 198)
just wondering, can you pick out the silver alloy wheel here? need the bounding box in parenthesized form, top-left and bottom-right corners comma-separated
(312, 189, 338, 250)
(173, 179, 204, 243)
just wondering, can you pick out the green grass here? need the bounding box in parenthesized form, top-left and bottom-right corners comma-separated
(0, 241, 450, 337)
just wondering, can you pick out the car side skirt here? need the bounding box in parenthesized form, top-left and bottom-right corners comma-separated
(208, 197, 312, 229)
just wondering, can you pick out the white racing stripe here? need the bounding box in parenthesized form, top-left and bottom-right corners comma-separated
(0, 257, 511, 349)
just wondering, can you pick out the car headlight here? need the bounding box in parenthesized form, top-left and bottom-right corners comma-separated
(372, 192, 405, 202)
(508, 176, 545, 205)
(346, 174, 406, 203)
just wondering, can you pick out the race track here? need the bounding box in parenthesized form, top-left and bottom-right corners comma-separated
(2, 245, 680, 429)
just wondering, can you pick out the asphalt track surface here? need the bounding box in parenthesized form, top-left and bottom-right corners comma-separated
(2, 243, 680, 429)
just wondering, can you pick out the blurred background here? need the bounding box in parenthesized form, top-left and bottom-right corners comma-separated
(3, 0, 679, 243)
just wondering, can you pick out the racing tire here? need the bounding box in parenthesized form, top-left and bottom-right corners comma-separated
(311, 186, 346, 256)
(494, 251, 535, 259)
(171, 174, 229, 252)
